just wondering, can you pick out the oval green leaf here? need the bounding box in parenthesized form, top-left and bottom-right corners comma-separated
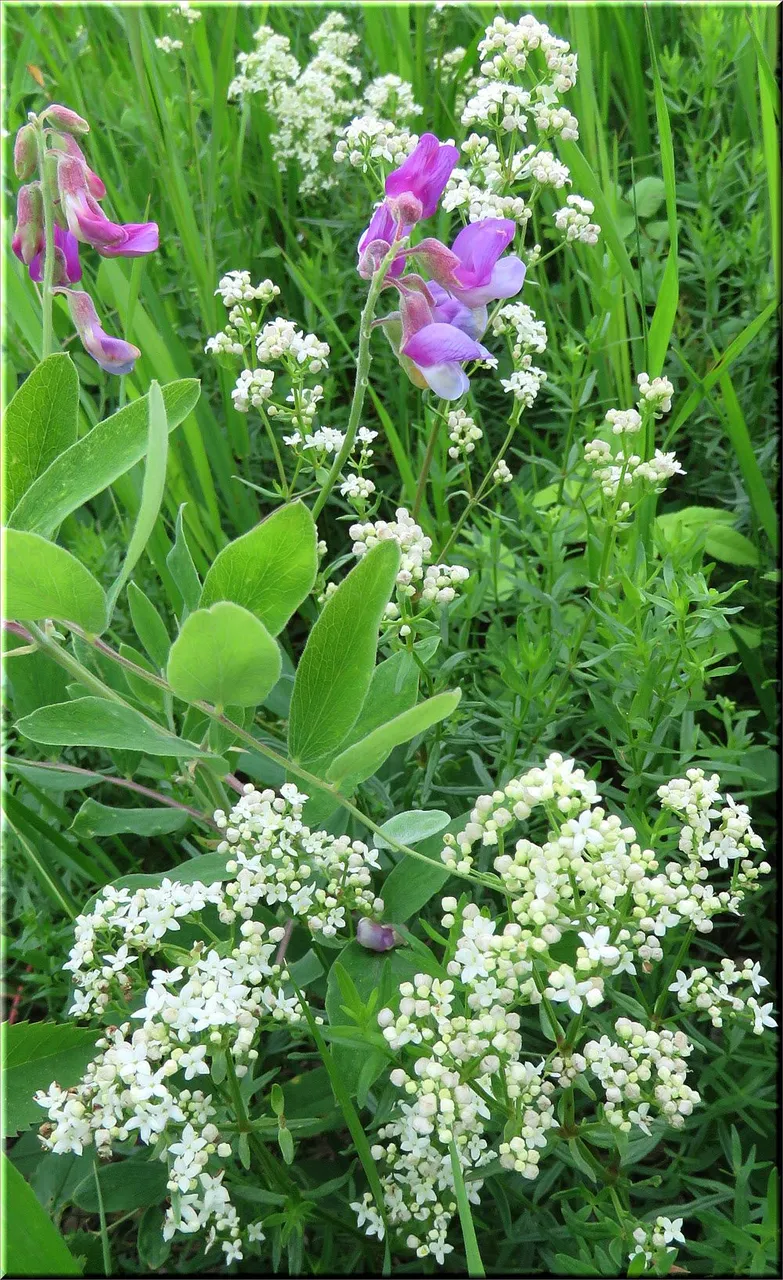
(3, 529, 108, 634)
(166, 601, 281, 708)
(200, 500, 318, 636)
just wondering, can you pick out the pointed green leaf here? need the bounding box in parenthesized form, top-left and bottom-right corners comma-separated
(2, 1155, 83, 1275)
(326, 690, 462, 792)
(200, 501, 318, 636)
(288, 541, 400, 768)
(16, 697, 225, 763)
(166, 503, 201, 618)
(3, 529, 107, 634)
(2, 353, 79, 521)
(127, 582, 171, 669)
(167, 601, 281, 708)
(8, 379, 199, 536)
(3, 1021, 99, 1138)
(107, 379, 169, 612)
(69, 800, 189, 839)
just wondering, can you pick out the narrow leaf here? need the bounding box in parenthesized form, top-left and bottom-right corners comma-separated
(2, 353, 79, 521)
(107, 379, 169, 612)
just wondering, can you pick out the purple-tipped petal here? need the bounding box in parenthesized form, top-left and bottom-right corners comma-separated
(385, 132, 459, 221)
(29, 226, 82, 284)
(429, 283, 484, 339)
(96, 221, 159, 257)
(451, 218, 517, 288)
(420, 362, 470, 399)
(402, 321, 486, 368)
(57, 287, 141, 376)
(357, 202, 407, 278)
(451, 256, 526, 309)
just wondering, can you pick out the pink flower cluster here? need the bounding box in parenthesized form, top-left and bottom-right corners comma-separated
(12, 104, 158, 375)
(357, 134, 525, 399)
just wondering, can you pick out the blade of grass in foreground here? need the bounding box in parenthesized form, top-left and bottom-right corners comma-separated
(644, 8, 679, 382)
(450, 1141, 486, 1277)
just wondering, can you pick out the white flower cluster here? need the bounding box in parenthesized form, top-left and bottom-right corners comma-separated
(443, 136, 533, 227)
(171, 1, 201, 22)
(348, 757, 771, 1268)
(520, 148, 572, 188)
(491, 301, 547, 357)
(215, 271, 279, 308)
(285, 425, 345, 455)
(554, 194, 601, 245)
(585, 440, 686, 497)
(493, 459, 514, 484)
(350, 508, 469, 610)
(637, 371, 675, 416)
(36, 874, 311, 1262)
(355, 944, 556, 1261)
(500, 366, 547, 407)
(669, 958, 775, 1033)
(442, 753, 770, 959)
(478, 14, 578, 90)
(229, 16, 362, 195)
(363, 75, 422, 121)
(340, 473, 376, 503)
(155, 36, 182, 53)
(447, 408, 483, 460)
(231, 368, 274, 413)
(461, 81, 531, 133)
(334, 115, 418, 172)
(630, 1216, 686, 1266)
(215, 783, 383, 936)
(584, 1019, 700, 1132)
(604, 407, 642, 435)
(256, 317, 330, 374)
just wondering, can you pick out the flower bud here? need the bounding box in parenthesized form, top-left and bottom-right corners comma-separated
(41, 104, 90, 135)
(386, 191, 423, 226)
(356, 917, 398, 952)
(14, 124, 38, 181)
(49, 131, 106, 199)
(12, 183, 44, 264)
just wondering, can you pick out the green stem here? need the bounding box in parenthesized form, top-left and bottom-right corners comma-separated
(311, 244, 398, 521)
(224, 1054, 250, 1131)
(449, 1141, 485, 1277)
(92, 1155, 112, 1277)
(259, 406, 288, 491)
(439, 403, 522, 561)
(412, 398, 447, 522)
(36, 125, 57, 359)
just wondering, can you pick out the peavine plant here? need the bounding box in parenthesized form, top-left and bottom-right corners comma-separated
(2, 9, 778, 1280)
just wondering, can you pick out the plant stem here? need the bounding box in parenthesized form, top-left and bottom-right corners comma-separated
(92, 1155, 112, 1277)
(449, 1141, 485, 1277)
(438, 402, 522, 561)
(412, 398, 447, 522)
(7, 759, 220, 829)
(311, 245, 397, 521)
(36, 124, 57, 359)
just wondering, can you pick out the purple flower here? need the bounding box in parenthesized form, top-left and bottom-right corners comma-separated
(357, 202, 407, 280)
(385, 132, 459, 222)
(428, 282, 487, 341)
(12, 183, 44, 265)
(402, 321, 491, 400)
(56, 156, 158, 257)
(51, 132, 106, 200)
(28, 226, 82, 284)
(356, 918, 399, 952)
(445, 218, 525, 308)
(56, 288, 141, 376)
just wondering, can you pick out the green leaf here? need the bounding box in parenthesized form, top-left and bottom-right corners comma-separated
(16, 697, 225, 764)
(166, 601, 281, 708)
(3, 530, 108, 634)
(8, 379, 199, 537)
(166, 503, 201, 618)
(69, 799, 189, 838)
(1, 1155, 82, 1275)
(326, 690, 461, 792)
(72, 1160, 168, 1213)
(339, 644, 428, 750)
(200, 501, 318, 636)
(373, 809, 451, 850)
(107, 379, 169, 613)
(628, 174, 667, 218)
(704, 526, 760, 567)
(325, 941, 419, 1093)
(2, 353, 79, 522)
(381, 813, 468, 923)
(644, 11, 679, 378)
(2, 1021, 99, 1138)
(288, 541, 400, 768)
(127, 582, 171, 669)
